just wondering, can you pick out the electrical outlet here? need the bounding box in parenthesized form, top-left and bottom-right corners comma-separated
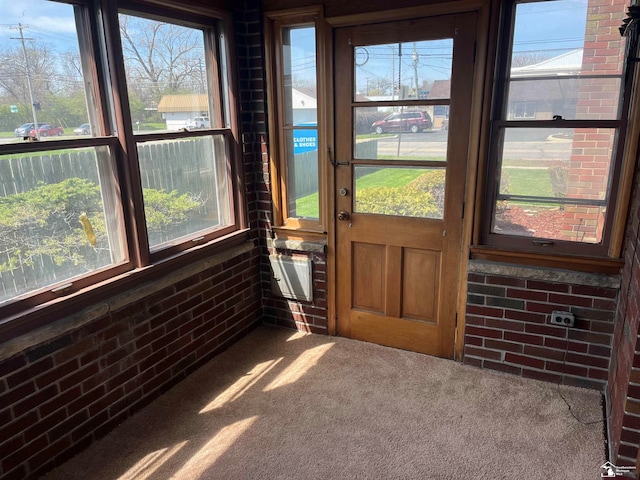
(550, 310, 575, 327)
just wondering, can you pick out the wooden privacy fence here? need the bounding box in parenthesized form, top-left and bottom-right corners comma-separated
(0, 138, 219, 302)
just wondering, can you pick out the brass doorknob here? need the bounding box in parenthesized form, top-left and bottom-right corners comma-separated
(338, 211, 350, 221)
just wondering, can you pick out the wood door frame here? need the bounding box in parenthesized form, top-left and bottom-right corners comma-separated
(324, 1, 493, 360)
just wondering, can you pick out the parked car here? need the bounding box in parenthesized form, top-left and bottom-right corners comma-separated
(186, 116, 210, 129)
(74, 123, 91, 135)
(372, 111, 433, 134)
(28, 124, 64, 137)
(14, 122, 47, 137)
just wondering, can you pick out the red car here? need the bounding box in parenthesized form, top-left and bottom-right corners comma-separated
(372, 111, 433, 134)
(29, 124, 65, 137)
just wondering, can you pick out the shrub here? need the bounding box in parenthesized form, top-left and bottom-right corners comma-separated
(356, 186, 439, 218)
(0, 178, 201, 275)
(549, 166, 568, 197)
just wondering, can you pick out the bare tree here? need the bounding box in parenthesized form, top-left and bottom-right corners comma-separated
(119, 15, 205, 106)
(0, 44, 56, 103)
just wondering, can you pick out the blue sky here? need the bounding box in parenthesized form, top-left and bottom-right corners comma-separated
(0, 0, 78, 52)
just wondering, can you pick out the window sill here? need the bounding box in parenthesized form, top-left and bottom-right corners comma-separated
(271, 225, 327, 240)
(0, 230, 254, 350)
(267, 236, 326, 254)
(469, 246, 623, 275)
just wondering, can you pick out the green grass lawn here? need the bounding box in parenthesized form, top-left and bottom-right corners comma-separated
(295, 166, 556, 218)
(294, 168, 425, 218)
(502, 167, 554, 197)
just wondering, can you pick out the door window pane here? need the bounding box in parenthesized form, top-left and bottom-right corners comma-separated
(0, 147, 126, 304)
(119, 14, 211, 133)
(137, 135, 231, 249)
(354, 166, 445, 219)
(354, 40, 453, 101)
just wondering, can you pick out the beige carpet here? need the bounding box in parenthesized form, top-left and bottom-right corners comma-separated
(43, 326, 606, 480)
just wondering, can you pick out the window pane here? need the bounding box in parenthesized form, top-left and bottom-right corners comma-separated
(493, 127, 616, 244)
(498, 128, 615, 201)
(286, 129, 319, 220)
(493, 201, 605, 244)
(283, 26, 316, 126)
(354, 40, 453, 101)
(0, 1, 99, 142)
(354, 106, 446, 161)
(511, 0, 625, 77)
(354, 166, 445, 219)
(508, 0, 625, 121)
(138, 136, 231, 249)
(0, 147, 126, 304)
(119, 14, 211, 133)
(507, 78, 622, 121)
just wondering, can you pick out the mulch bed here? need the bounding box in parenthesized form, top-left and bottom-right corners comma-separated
(494, 206, 564, 238)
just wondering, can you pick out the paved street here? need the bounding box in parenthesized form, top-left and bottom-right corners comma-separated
(358, 129, 572, 162)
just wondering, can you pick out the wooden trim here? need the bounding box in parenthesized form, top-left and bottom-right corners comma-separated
(265, 5, 323, 20)
(263, 16, 284, 226)
(321, 15, 337, 336)
(0, 232, 252, 343)
(455, 0, 493, 361)
(610, 49, 640, 258)
(469, 246, 623, 275)
(118, 0, 233, 25)
(264, 7, 326, 231)
(101, 0, 149, 267)
(326, 0, 485, 26)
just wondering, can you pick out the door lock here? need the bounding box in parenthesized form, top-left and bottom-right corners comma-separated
(338, 211, 350, 221)
(339, 188, 349, 196)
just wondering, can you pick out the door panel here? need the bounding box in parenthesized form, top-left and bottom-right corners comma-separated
(352, 242, 385, 313)
(402, 248, 439, 322)
(335, 14, 477, 358)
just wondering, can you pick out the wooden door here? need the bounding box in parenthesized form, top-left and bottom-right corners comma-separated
(335, 14, 476, 358)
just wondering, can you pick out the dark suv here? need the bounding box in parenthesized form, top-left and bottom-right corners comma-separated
(372, 111, 433, 134)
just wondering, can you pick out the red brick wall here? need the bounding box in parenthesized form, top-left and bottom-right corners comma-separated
(464, 267, 617, 390)
(250, 1, 329, 332)
(0, 4, 267, 478)
(562, 0, 626, 242)
(606, 122, 640, 467)
(0, 248, 262, 479)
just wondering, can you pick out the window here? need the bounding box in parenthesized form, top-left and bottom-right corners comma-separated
(266, 9, 325, 231)
(0, 1, 240, 320)
(118, 11, 235, 252)
(483, 0, 630, 256)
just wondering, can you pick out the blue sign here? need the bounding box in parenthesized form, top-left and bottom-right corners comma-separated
(293, 128, 318, 155)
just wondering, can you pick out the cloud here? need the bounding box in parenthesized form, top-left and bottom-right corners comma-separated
(0, 1, 77, 34)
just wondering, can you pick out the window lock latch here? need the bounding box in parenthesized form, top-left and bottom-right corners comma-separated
(532, 240, 554, 247)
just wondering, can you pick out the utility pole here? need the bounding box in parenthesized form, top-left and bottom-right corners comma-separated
(10, 23, 39, 140)
(412, 42, 419, 99)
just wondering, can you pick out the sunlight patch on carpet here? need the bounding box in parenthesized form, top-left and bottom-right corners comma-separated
(263, 343, 334, 391)
(120, 441, 188, 480)
(200, 358, 283, 413)
(172, 416, 259, 478)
